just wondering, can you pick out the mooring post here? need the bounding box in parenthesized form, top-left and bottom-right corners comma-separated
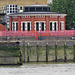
(55, 42, 57, 62)
(27, 42, 30, 62)
(37, 42, 39, 62)
(46, 42, 48, 62)
(73, 42, 75, 62)
(23, 40, 25, 63)
(19, 51, 22, 65)
(64, 42, 67, 62)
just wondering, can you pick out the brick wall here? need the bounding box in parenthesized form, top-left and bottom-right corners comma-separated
(0, 24, 7, 31)
(11, 16, 66, 31)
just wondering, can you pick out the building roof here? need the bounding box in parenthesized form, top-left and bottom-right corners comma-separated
(0, 24, 7, 31)
(25, 4, 50, 7)
(9, 12, 67, 16)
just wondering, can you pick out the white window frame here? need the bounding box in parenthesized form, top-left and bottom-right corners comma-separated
(12, 22, 18, 31)
(27, 21, 31, 31)
(21, 21, 26, 31)
(49, 21, 58, 31)
(40, 21, 46, 31)
(34, 21, 45, 31)
(60, 21, 64, 30)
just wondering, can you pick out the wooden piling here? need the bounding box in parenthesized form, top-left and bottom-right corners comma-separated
(27, 42, 30, 62)
(37, 42, 39, 62)
(64, 42, 67, 62)
(73, 42, 75, 62)
(23, 40, 25, 63)
(55, 42, 57, 62)
(19, 51, 22, 65)
(46, 42, 48, 62)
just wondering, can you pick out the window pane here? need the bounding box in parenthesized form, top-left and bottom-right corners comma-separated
(23, 23, 25, 31)
(36, 22, 39, 31)
(43, 7, 47, 11)
(20, 6, 23, 10)
(36, 7, 42, 11)
(10, 11, 13, 13)
(27, 22, 30, 31)
(50, 22, 52, 30)
(24, 7, 28, 12)
(54, 22, 56, 31)
(16, 23, 18, 31)
(10, 5, 12, 7)
(15, 5, 17, 7)
(10, 8, 12, 10)
(41, 22, 44, 31)
(12, 23, 15, 31)
(30, 7, 35, 11)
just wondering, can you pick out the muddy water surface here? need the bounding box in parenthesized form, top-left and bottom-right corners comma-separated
(0, 63, 75, 75)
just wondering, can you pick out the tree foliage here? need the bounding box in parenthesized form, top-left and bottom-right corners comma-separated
(49, 0, 75, 29)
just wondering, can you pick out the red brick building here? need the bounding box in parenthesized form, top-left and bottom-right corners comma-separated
(0, 24, 7, 31)
(9, 4, 67, 31)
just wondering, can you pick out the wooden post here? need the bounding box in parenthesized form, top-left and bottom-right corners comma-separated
(19, 51, 22, 65)
(46, 42, 48, 62)
(27, 42, 30, 62)
(64, 42, 67, 62)
(73, 42, 75, 62)
(37, 42, 39, 62)
(23, 40, 25, 63)
(55, 42, 57, 62)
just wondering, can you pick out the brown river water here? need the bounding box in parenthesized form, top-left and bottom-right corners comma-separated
(0, 63, 75, 75)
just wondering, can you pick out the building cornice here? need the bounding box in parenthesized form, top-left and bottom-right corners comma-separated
(10, 14, 67, 17)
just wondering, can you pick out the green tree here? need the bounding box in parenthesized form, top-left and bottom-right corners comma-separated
(49, 0, 75, 29)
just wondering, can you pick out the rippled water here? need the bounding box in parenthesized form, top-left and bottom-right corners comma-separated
(0, 63, 75, 75)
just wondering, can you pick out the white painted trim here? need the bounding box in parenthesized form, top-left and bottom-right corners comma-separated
(12, 22, 18, 31)
(21, 22, 26, 31)
(56, 22, 58, 30)
(26, 22, 31, 31)
(40, 21, 45, 31)
(60, 21, 64, 30)
(10, 14, 67, 17)
(25, 22, 27, 30)
(35, 21, 45, 31)
(49, 21, 58, 31)
(52, 22, 54, 30)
